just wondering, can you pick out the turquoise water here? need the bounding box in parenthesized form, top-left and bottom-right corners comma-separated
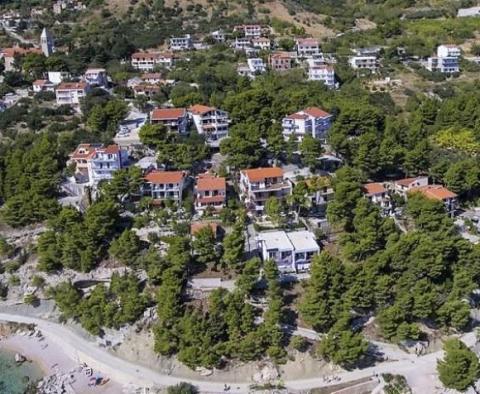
(0, 349, 44, 394)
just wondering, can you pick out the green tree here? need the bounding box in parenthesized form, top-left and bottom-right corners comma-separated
(139, 123, 168, 148)
(109, 229, 142, 266)
(300, 135, 323, 169)
(265, 196, 284, 226)
(192, 226, 220, 267)
(437, 339, 480, 392)
(222, 224, 245, 269)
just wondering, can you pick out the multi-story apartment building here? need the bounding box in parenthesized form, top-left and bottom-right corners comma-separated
(189, 105, 229, 147)
(142, 170, 187, 204)
(133, 84, 161, 98)
(169, 35, 193, 51)
(252, 37, 271, 51)
(150, 107, 188, 133)
(234, 24, 263, 38)
(32, 79, 55, 93)
(194, 173, 227, 212)
(239, 167, 292, 214)
(362, 182, 392, 216)
(141, 73, 163, 84)
(426, 45, 461, 73)
(269, 52, 293, 71)
(83, 68, 108, 87)
(410, 185, 458, 216)
(296, 38, 320, 56)
(211, 30, 226, 42)
(349, 55, 379, 71)
(131, 52, 175, 71)
(234, 37, 253, 51)
(68, 144, 128, 185)
(282, 107, 333, 142)
(257, 230, 320, 272)
(247, 58, 267, 74)
(308, 65, 336, 89)
(55, 82, 90, 106)
(393, 176, 429, 198)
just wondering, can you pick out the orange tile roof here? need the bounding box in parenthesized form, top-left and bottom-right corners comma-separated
(363, 182, 386, 195)
(196, 175, 226, 191)
(69, 144, 98, 160)
(2, 47, 42, 57)
(145, 170, 185, 184)
(287, 113, 309, 120)
(303, 107, 331, 118)
(197, 195, 225, 204)
(151, 108, 186, 120)
(189, 104, 215, 115)
(395, 177, 420, 187)
(296, 38, 319, 45)
(410, 185, 457, 201)
(57, 82, 88, 90)
(242, 167, 283, 182)
(191, 221, 219, 235)
(102, 144, 120, 154)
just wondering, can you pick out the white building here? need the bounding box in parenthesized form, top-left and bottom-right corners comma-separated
(211, 30, 226, 42)
(308, 65, 336, 89)
(234, 24, 263, 38)
(68, 144, 128, 186)
(189, 104, 229, 147)
(239, 167, 292, 214)
(131, 52, 175, 71)
(257, 230, 320, 272)
(282, 107, 333, 142)
(362, 182, 392, 216)
(84, 68, 108, 87)
(142, 170, 187, 204)
(457, 6, 480, 17)
(169, 35, 193, 51)
(349, 56, 378, 71)
(393, 176, 429, 198)
(234, 37, 253, 51)
(426, 45, 461, 73)
(252, 37, 271, 51)
(55, 82, 90, 106)
(32, 79, 55, 93)
(47, 71, 70, 85)
(296, 38, 320, 56)
(248, 58, 266, 74)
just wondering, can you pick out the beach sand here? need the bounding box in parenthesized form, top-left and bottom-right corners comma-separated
(0, 332, 123, 394)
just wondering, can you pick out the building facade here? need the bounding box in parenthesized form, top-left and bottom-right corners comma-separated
(282, 107, 333, 142)
(55, 82, 90, 106)
(239, 167, 292, 214)
(142, 170, 187, 204)
(131, 52, 175, 71)
(150, 107, 188, 134)
(194, 173, 227, 212)
(257, 230, 320, 272)
(189, 105, 229, 147)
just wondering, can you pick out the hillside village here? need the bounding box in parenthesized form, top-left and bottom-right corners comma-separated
(0, 0, 480, 393)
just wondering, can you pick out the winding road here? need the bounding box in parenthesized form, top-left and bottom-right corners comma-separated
(0, 313, 476, 393)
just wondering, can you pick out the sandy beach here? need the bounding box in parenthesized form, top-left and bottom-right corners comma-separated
(0, 329, 123, 394)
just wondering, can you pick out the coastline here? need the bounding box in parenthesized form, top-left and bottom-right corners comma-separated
(0, 325, 123, 394)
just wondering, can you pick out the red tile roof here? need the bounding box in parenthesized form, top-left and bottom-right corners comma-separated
(363, 182, 386, 195)
(69, 144, 98, 160)
(151, 108, 186, 120)
(303, 107, 331, 118)
(145, 170, 185, 184)
(2, 47, 42, 57)
(410, 185, 457, 201)
(131, 51, 174, 60)
(395, 177, 420, 187)
(57, 82, 88, 90)
(297, 38, 319, 45)
(196, 175, 226, 191)
(189, 104, 215, 115)
(287, 113, 309, 120)
(197, 195, 225, 204)
(102, 144, 120, 154)
(242, 167, 283, 182)
(33, 79, 47, 86)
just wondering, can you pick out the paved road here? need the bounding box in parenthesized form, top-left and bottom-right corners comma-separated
(0, 313, 477, 393)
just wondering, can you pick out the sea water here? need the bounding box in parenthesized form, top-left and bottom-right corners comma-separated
(0, 349, 43, 394)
